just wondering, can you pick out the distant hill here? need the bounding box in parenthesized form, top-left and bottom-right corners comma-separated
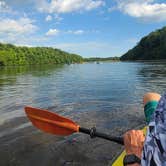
(120, 26, 166, 61)
(0, 43, 83, 66)
(84, 57, 119, 62)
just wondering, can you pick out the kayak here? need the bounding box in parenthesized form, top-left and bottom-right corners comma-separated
(111, 150, 126, 166)
(111, 127, 147, 166)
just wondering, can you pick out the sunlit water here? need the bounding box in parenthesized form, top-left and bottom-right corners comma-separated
(0, 62, 166, 166)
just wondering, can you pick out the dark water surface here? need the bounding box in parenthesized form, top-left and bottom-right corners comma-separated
(0, 62, 166, 166)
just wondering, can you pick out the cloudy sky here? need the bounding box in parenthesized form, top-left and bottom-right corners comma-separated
(0, 0, 166, 57)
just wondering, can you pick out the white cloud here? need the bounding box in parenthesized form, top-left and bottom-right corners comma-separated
(45, 14, 63, 23)
(0, 17, 37, 34)
(38, 0, 105, 13)
(73, 30, 84, 35)
(45, 15, 52, 21)
(0, 17, 38, 44)
(67, 30, 85, 35)
(0, 30, 50, 46)
(54, 14, 63, 22)
(114, 0, 166, 22)
(46, 29, 87, 36)
(46, 28, 59, 36)
(0, 0, 11, 13)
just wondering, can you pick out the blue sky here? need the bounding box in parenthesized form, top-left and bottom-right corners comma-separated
(0, 0, 166, 57)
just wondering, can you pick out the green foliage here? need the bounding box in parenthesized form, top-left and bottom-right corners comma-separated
(84, 57, 120, 62)
(0, 43, 83, 66)
(120, 26, 166, 61)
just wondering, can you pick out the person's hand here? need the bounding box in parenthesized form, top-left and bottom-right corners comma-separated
(123, 130, 145, 158)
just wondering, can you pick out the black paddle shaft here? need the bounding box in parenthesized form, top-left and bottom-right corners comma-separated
(79, 127, 124, 145)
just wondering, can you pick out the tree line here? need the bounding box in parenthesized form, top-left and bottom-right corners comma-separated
(0, 43, 83, 66)
(84, 57, 120, 62)
(120, 26, 166, 60)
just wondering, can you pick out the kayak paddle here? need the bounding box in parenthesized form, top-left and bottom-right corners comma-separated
(25, 106, 124, 145)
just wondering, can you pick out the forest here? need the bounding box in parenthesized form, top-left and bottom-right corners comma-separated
(120, 26, 166, 60)
(0, 43, 83, 66)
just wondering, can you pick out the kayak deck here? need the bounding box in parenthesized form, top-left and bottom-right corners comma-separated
(112, 151, 125, 166)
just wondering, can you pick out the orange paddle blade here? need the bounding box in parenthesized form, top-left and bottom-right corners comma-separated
(25, 106, 79, 136)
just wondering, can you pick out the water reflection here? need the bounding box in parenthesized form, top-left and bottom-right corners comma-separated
(138, 61, 166, 78)
(137, 61, 166, 94)
(0, 62, 166, 166)
(0, 64, 65, 125)
(0, 64, 64, 77)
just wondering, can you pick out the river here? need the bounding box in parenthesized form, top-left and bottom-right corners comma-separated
(0, 62, 166, 166)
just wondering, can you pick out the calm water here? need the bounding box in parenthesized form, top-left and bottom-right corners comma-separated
(0, 62, 166, 166)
